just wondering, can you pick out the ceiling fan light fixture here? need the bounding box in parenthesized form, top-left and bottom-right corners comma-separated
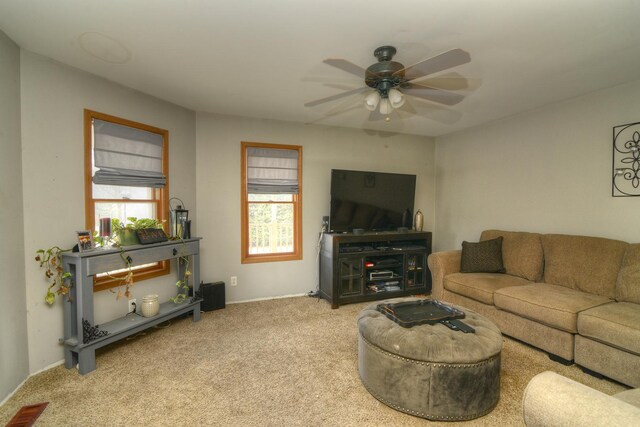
(388, 88, 405, 108)
(364, 91, 380, 111)
(379, 98, 393, 115)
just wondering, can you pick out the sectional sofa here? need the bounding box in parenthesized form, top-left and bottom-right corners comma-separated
(522, 371, 640, 426)
(427, 230, 640, 387)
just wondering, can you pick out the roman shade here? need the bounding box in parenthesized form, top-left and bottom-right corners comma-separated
(246, 147, 299, 194)
(92, 119, 166, 188)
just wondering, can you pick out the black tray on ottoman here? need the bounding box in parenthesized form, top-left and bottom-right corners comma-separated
(376, 299, 465, 328)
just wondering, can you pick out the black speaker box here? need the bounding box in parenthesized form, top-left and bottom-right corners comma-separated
(201, 281, 225, 311)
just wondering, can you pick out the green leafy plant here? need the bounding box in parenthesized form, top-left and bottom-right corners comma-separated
(111, 217, 165, 246)
(35, 246, 73, 305)
(111, 217, 164, 232)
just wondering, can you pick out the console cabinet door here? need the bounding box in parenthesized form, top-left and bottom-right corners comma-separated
(338, 256, 364, 297)
(405, 252, 426, 288)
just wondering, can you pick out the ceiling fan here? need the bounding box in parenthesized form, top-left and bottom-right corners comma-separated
(305, 46, 472, 121)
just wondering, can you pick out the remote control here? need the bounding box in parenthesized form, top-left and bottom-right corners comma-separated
(441, 319, 475, 333)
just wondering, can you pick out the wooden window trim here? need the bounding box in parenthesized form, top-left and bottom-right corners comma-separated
(84, 109, 170, 291)
(241, 141, 302, 264)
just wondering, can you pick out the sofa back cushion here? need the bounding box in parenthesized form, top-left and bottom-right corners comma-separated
(616, 243, 640, 304)
(480, 230, 544, 282)
(542, 234, 628, 298)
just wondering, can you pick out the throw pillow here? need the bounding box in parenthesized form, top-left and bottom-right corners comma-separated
(460, 237, 506, 273)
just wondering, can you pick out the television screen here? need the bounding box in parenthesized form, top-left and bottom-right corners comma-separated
(330, 169, 416, 232)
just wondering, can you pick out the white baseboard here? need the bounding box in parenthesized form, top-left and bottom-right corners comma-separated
(226, 293, 307, 305)
(0, 359, 64, 406)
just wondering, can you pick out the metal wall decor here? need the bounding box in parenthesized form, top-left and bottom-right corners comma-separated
(613, 121, 640, 197)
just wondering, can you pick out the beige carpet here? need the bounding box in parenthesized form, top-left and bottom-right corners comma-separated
(0, 296, 627, 426)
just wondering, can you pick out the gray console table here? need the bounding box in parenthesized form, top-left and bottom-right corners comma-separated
(61, 238, 202, 374)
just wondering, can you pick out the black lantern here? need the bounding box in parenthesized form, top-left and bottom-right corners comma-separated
(172, 205, 189, 239)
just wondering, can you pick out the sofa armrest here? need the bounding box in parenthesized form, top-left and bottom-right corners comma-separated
(523, 371, 640, 426)
(427, 250, 461, 300)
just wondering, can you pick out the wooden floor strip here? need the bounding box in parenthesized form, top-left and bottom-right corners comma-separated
(5, 402, 48, 427)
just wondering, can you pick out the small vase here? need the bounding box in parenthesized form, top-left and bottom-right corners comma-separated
(414, 209, 424, 231)
(141, 294, 159, 317)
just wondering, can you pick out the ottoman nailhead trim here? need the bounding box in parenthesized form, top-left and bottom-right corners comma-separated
(361, 334, 500, 368)
(360, 378, 496, 421)
(359, 333, 501, 420)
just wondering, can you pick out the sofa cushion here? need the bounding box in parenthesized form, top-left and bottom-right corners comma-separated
(444, 272, 532, 305)
(494, 283, 611, 333)
(542, 234, 628, 299)
(460, 237, 505, 273)
(616, 244, 640, 304)
(578, 302, 640, 355)
(481, 230, 544, 282)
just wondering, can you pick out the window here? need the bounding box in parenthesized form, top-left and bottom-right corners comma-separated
(84, 109, 169, 291)
(241, 141, 302, 263)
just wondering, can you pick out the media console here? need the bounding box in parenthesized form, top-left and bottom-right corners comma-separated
(319, 231, 432, 308)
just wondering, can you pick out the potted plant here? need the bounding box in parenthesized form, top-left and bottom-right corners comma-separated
(111, 217, 164, 246)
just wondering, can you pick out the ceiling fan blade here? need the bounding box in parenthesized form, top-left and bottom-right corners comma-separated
(402, 84, 465, 106)
(396, 48, 471, 81)
(404, 97, 463, 124)
(396, 100, 417, 115)
(304, 86, 369, 107)
(322, 83, 361, 91)
(323, 58, 368, 79)
(409, 72, 466, 90)
(368, 109, 385, 122)
(410, 72, 483, 92)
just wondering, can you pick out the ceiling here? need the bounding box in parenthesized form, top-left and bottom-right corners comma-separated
(1, 1, 640, 137)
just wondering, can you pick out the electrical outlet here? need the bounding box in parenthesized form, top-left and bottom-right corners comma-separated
(128, 298, 137, 313)
(230, 276, 238, 287)
(322, 216, 329, 231)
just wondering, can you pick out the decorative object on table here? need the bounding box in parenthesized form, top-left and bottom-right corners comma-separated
(99, 217, 111, 246)
(82, 318, 108, 343)
(111, 217, 165, 246)
(170, 198, 189, 239)
(613, 121, 640, 196)
(414, 209, 424, 231)
(140, 294, 160, 317)
(76, 230, 94, 252)
(35, 246, 72, 305)
(136, 227, 168, 244)
(183, 219, 191, 239)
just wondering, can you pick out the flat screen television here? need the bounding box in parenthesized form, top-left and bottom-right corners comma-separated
(330, 169, 416, 233)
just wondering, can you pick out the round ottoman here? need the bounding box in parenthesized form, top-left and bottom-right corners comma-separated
(357, 298, 502, 421)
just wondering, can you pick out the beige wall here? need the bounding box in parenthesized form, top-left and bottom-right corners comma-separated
(0, 30, 28, 403)
(434, 79, 640, 251)
(20, 51, 196, 373)
(196, 113, 436, 302)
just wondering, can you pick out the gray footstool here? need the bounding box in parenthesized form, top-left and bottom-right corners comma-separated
(357, 299, 502, 421)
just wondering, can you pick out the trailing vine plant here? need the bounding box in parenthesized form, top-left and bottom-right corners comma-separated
(170, 256, 191, 304)
(35, 246, 73, 305)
